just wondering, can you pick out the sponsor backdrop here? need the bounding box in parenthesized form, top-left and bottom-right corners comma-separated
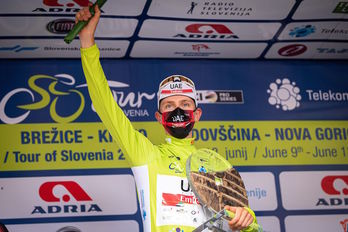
(0, 0, 348, 59)
(0, 58, 347, 232)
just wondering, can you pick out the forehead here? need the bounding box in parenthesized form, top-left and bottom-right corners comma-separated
(160, 95, 194, 105)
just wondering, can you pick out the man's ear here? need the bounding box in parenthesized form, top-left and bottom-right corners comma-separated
(194, 108, 202, 122)
(155, 111, 162, 124)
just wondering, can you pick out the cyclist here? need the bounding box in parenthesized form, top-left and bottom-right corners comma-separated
(76, 4, 260, 232)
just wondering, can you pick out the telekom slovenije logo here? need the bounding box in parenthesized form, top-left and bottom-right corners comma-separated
(267, 78, 301, 111)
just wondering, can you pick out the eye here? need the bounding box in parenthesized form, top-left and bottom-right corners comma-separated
(182, 101, 192, 109)
(164, 103, 173, 110)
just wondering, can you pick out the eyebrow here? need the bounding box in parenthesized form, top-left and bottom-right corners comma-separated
(163, 99, 193, 104)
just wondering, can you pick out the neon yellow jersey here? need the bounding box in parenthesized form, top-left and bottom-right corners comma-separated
(81, 44, 259, 232)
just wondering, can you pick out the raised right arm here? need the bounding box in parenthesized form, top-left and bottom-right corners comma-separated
(77, 5, 157, 166)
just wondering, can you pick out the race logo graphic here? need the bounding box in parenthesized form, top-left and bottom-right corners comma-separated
(289, 25, 316, 38)
(317, 175, 348, 206)
(0, 74, 155, 124)
(0, 74, 85, 124)
(174, 23, 239, 39)
(34, 0, 91, 13)
(267, 78, 301, 111)
(192, 44, 209, 52)
(187, 1, 198, 14)
(47, 19, 75, 34)
(333, 2, 348, 13)
(33, 180, 102, 214)
(341, 219, 348, 232)
(278, 44, 307, 57)
(0, 45, 39, 53)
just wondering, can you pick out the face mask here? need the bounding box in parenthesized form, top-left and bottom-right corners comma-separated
(161, 107, 195, 139)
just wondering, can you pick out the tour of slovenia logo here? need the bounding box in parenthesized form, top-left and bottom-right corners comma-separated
(289, 25, 316, 38)
(267, 78, 301, 111)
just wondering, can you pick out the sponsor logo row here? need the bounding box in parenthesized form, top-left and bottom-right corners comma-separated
(5, 221, 140, 232)
(0, 175, 138, 219)
(1, 0, 347, 20)
(1, 40, 347, 59)
(3, 215, 347, 232)
(1, 73, 347, 124)
(0, 171, 346, 219)
(0, 18, 347, 42)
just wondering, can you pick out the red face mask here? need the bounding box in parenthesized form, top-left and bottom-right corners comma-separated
(161, 107, 195, 139)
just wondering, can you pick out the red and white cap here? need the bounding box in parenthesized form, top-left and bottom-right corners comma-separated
(157, 75, 198, 109)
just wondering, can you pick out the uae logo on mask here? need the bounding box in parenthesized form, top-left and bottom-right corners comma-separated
(267, 78, 301, 111)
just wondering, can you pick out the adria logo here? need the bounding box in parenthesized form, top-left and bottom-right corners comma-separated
(39, 181, 92, 202)
(33, 0, 92, 13)
(321, 176, 348, 195)
(43, 0, 90, 7)
(186, 24, 233, 34)
(32, 180, 102, 215)
(316, 175, 348, 207)
(174, 23, 238, 39)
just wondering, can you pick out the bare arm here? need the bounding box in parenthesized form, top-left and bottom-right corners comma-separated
(75, 3, 100, 48)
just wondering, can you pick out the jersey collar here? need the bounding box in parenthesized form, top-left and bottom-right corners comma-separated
(165, 135, 195, 146)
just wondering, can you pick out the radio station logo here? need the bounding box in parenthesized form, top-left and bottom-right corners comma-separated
(278, 44, 307, 57)
(188, 1, 253, 17)
(317, 175, 348, 207)
(47, 19, 75, 34)
(333, 2, 348, 13)
(267, 78, 301, 111)
(289, 25, 316, 38)
(187, 2, 198, 14)
(174, 23, 239, 40)
(32, 180, 102, 214)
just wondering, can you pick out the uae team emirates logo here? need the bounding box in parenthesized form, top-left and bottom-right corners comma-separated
(32, 181, 102, 214)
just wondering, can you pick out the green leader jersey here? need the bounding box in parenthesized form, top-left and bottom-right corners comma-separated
(81, 44, 259, 232)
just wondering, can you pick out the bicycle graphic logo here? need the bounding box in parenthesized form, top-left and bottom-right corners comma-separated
(0, 74, 85, 124)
